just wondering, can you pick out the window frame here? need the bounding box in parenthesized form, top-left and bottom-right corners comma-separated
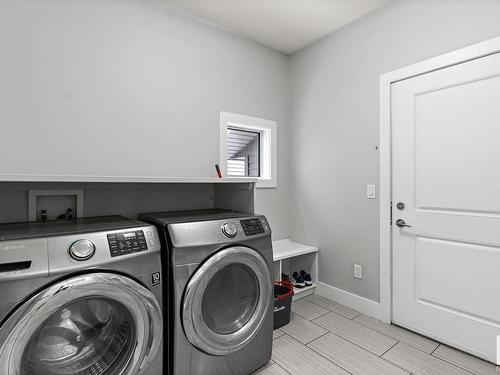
(220, 111, 277, 188)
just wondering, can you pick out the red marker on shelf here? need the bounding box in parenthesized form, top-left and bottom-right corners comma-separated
(215, 164, 223, 178)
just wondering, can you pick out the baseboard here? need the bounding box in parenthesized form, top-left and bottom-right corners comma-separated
(316, 282, 385, 321)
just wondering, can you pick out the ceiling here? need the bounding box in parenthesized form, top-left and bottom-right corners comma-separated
(162, 0, 393, 54)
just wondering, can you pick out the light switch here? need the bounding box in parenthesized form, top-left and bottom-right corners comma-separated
(366, 184, 376, 199)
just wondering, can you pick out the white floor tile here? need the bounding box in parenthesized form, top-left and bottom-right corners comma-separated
(291, 298, 329, 320)
(272, 329, 285, 340)
(308, 332, 409, 375)
(433, 345, 498, 375)
(353, 314, 438, 354)
(314, 311, 397, 356)
(272, 335, 350, 375)
(253, 362, 289, 375)
(306, 294, 361, 319)
(382, 342, 473, 375)
(279, 312, 328, 344)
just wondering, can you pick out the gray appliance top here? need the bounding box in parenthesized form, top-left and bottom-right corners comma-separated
(138, 209, 252, 226)
(139, 209, 270, 249)
(0, 216, 146, 241)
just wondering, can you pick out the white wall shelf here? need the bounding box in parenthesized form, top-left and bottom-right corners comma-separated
(272, 239, 319, 301)
(0, 174, 257, 184)
(273, 239, 318, 261)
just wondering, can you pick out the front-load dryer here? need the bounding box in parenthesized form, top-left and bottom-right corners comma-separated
(0, 216, 164, 375)
(139, 210, 273, 375)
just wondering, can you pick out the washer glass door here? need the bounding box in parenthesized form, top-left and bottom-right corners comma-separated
(182, 246, 272, 355)
(0, 273, 162, 375)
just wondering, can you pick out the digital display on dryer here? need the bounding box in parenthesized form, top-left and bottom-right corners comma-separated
(107, 230, 147, 257)
(240, 219, 265, 236)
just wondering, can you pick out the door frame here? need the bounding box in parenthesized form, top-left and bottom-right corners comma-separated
(378, 35, 500, 323)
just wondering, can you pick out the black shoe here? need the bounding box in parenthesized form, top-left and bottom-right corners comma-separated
(281, 273, 290, 282)
(292, 272, 306, 288)
(299, 270, 312, 286)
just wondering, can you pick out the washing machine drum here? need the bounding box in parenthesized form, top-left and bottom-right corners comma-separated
(182, 246, 272, 356)
(0, 273, 163, 375)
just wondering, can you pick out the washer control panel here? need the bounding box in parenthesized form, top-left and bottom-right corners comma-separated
(107, 230, 147, 257)
(240, 218, 265, 236)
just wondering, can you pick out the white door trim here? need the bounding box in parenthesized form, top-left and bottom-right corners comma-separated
(379, 35, 500, 323)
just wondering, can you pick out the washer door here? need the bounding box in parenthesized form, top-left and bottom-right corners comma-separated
(182, 246, 272, 356)
(0, 273, 162, 375)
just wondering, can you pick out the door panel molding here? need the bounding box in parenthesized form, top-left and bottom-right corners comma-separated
(415, 299, 500, 328)
(416, 207, 500, 216)
(414, 236, 500, 325)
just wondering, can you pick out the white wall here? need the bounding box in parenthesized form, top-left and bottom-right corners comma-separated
(0, 0, 290, 239)
(290, 0, 500, 301)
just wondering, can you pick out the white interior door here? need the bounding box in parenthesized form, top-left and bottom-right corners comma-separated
(392, 51, 500, 365)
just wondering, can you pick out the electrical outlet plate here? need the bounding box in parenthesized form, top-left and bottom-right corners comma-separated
(354, 264, 363, 279)
(28, 190, 84, 221)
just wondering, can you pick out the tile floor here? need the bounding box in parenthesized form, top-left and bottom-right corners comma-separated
(255, 294, 499, 375)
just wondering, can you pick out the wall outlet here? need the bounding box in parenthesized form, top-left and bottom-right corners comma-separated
(354, 264, 363, 279)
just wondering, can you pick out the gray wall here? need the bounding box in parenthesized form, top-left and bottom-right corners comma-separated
(0, 0, 290, 239)
(0, 182, 255, 224)
(0, 183, 214, 223)
(290, 0, 500, 301)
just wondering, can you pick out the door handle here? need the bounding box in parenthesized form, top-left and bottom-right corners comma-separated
(395, 219, 412, 228)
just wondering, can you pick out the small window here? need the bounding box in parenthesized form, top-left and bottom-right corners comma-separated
(220, 112, 277, 188)
(227, 128, 260, 177)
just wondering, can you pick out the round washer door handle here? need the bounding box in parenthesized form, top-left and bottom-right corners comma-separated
(69, 239, 96, 260)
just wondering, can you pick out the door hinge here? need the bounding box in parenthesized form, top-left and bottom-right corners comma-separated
(390, 202, 393, 225)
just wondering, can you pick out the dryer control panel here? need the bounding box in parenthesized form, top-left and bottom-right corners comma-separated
(107, 230, 147, 257)
(166, 215, 270, 247)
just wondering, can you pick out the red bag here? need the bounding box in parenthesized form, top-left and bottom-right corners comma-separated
(274, 280, 294, 301)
